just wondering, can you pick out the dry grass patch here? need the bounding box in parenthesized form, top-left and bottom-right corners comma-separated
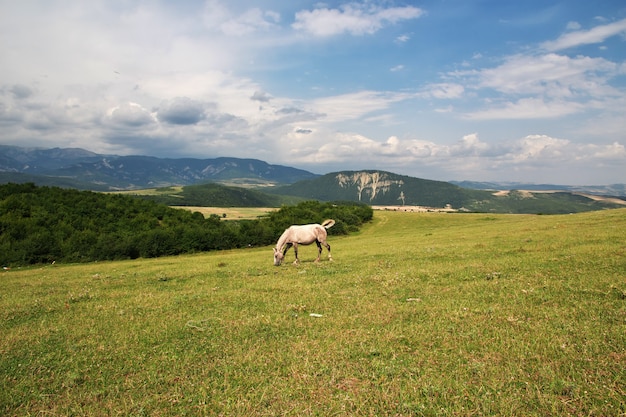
(173, 206, 276, 220)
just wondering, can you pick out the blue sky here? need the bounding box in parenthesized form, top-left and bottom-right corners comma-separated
(1, 0, 625, 185)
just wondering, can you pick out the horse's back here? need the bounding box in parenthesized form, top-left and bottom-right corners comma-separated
(288, 223, 326, 244)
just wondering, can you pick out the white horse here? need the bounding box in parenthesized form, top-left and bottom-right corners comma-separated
(273, 219, 335, 266)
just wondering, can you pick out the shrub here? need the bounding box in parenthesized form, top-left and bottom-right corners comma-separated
(0, 184, 373, 266)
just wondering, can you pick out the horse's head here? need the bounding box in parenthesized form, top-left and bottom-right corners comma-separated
(273, 248, 284, 266)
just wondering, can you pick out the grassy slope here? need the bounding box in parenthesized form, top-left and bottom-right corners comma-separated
(173, 206, 276, 220)
(1, 209, 625, 416)
(113, 183, 304, 207)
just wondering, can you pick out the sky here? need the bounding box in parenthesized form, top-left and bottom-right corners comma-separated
(1, 1, 625, 185)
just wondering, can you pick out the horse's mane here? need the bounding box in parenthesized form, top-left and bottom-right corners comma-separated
(275, 228, 291, 252)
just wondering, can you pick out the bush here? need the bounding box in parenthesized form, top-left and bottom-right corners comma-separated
(0, 184, 373, 266)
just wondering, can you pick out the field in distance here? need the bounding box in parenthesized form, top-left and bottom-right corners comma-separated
(178, 206, 451, 219)
(179, 206, 455, 219)
(173, 206, 276, 220)
(2, 208, 625, 416)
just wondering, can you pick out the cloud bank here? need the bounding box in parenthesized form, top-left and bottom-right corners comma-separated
(0, 1, 624, 185)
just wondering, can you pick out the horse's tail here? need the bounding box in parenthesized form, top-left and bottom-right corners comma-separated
(322, 219, 335, 229)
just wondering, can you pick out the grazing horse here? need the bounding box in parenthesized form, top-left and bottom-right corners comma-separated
(273, 219, 335, 266)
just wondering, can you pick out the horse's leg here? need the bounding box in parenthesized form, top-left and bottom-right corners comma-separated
(314, 241, 322, 263)
(322, 240, 332, 261)
(292, 243, 299, 265)
(283, 243, 292, 261)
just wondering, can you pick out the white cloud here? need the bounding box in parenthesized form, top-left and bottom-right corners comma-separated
(108, 102, 156, 127)
(449, 133, 490, 156)
(203, 0, 280, 36)
(0, 1, 624, 185)
(471, 53, 617, 96)
(138, 71, 265, 120)
(577, 107, 626, 139)
(287, 129, 625, 183)
(311, 90, 413, 122)
(292, 133, 418, 166)
(542, 18, 626, 51)
(424, 83, 465, 99)
(396, 34, 410, 43)
(250, 91, 272, 102)
(507, 134, 569, 162)
(566, 21, 581, 31)
(580, 141, 626, 161)
(434, 105, 453, 113)
(438, 17, 626, 126)
(449, 51, 623, 120)
(463, 98, 584, 120)
(292, 3, 424, 37)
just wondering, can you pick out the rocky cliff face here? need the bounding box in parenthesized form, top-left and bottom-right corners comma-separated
(336, 171, 404, 202)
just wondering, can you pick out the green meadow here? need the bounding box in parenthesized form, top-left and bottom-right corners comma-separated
(2, 209, 625, 416)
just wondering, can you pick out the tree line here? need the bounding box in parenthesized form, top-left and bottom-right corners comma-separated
(0, 183, 373, 266)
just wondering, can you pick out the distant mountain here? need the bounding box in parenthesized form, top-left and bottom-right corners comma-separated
(0, 146, 104, 173)
(272, 170, 480, 207)
(1, 146, 624, 214)
(451, 180, 626, 197)
(0, 146, 318, 189)
(0, 172, 112, 191)
(271, 171, 626, 213)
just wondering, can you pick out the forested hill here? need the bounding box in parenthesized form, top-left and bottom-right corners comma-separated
(125, 173, 625, 214)
(271, 170, 626, 213)
(272, 171, 490, 207)
(130, 182, 302, 207)
(0, 183, 372, 266)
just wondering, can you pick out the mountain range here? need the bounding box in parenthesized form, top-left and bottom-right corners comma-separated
(268, 171, 626, 213)
(1, 145, 625, 214)
(450, 180, 626, 199)
(0, 145, 316, 190)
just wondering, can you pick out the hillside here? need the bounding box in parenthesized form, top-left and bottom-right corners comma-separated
(0, 146, 103, 172)
(0, 183, 372, 266)
(272, 170, 626, 213)
(2, 146, 625, 214)
(452, 180, 626, 197)
(124, 183, 303, 207)
(116, 171, 626, 214)
(3, 209, 625, 415)
(0, 172, 112, 191)
(273, 170, 477, 207)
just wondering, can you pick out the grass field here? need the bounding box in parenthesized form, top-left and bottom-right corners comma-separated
(172, 206, 276, 220)
(2, 209, 625, 416)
